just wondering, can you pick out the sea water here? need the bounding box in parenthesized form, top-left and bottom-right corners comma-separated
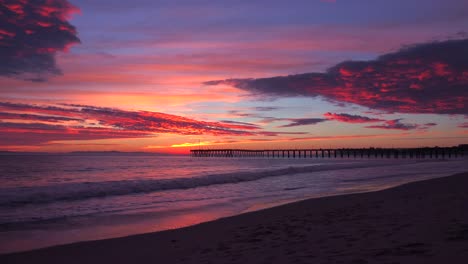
(0, 154, 467, 253)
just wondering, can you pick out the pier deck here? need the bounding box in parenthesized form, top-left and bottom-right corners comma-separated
(191, 147, 465, 159)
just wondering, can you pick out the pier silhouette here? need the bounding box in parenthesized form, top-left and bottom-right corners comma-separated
(191, 146, 466, 159)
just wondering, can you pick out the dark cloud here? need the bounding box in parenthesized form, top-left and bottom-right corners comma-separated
(458, 122, 468, 128)
(324, 112, 384, 123)
(0, 0, 80, 81)
(220, 120, 261, 129)
(258, 116, 281, 124)
(424, 123, 437, 126)
(205, 38, 468, 115)
(226, 110, 281, 125)
(0, 111, 81, 122)
(279, 118, 328, 128)
(227, 110, 255, 117)
(257, 131, 308, 136)
(0, 121, 67, 131)
(391, 136, 468, 141)
(253, 106, 280, 112)
(323, 113, 438, 130)
(416, 122, 438, 130)
(366, 119, 419, 130)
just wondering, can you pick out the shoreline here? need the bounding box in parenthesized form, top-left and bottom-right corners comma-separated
(2, 172, 468, 263)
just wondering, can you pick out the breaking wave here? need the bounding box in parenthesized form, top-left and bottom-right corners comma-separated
(0, 162, 394, 207)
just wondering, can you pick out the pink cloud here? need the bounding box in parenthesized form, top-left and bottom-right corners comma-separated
(366, 119, 419, 130)
(0, 102, 258, 146)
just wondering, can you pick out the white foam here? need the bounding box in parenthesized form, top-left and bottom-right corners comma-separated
(0, 161, 397, 206)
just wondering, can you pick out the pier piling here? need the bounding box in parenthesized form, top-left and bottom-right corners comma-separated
(190, 146, 466, 160)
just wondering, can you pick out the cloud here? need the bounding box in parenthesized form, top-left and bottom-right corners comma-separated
(458, 122, 468, 128)
(324, 112, 384, 123)
(220, 120, 261, 130)
(0, 102, 259, 146)
(366, 119, 419, 130)
(0, 122, 149, 146)
(287, 133, 410, 141)
(205, 38, 468, 115)
(253, 106, 279, 112)
(279, 118, 328, 128)
(324, 113, 437, 131)
(258, 117, 281, 124)
(0, 102, 322, 147)
(257, 131, 308, 136)
(424, 122, 437, 126)
(0, 0, 80, 81)
(227, 110, 256, 117)
(0, 111, 81, 122)
(75, 105, 256, 136)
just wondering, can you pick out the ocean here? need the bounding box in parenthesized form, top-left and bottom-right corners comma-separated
(0, 154, 467, 254)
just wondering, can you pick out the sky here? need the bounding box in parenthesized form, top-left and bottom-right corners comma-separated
(0, 0, 467, 153)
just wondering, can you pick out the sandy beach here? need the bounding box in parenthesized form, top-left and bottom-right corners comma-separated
(2, 172, 467, 264)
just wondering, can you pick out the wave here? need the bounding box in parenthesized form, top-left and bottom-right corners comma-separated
(0, 162, 397, 207)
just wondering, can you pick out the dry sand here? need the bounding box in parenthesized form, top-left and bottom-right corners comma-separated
(2, 172, 468, 263)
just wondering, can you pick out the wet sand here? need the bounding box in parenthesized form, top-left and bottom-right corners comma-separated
(2, 172, 468, 264)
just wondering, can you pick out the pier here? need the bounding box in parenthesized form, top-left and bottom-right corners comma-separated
(191, 146, 466, 159)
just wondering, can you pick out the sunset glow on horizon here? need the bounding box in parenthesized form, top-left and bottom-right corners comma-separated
(1, 0, 467, 153)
